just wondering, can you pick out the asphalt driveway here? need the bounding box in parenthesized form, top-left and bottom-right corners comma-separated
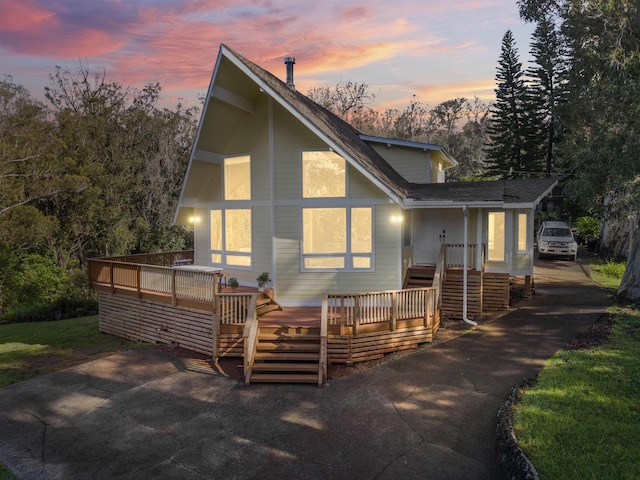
(0, 258, 609, 479)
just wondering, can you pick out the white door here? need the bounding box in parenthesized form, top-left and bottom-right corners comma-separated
(414, 209, 463, 264)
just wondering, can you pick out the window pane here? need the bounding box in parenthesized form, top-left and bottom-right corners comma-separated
(210, 210, 222, 250)
(351, 207, 372, 253)
(352, 256, 371, 269)
(226, 255, 251, 267)
(225, 209, 252, 253)
(211, 253, 222, 264)
(303, 208, 346, 254)
(224, 155, 251, 200)
(488, 212, 505, 261)
(517, 213, 527, 251)
(302, 151, 346, 198)
(305, 257, 345, 269)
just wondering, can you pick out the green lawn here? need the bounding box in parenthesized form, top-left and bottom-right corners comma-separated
(0, 315, 139, 388)
(590, 258, 627, 291)
(512, 257, 640, 479)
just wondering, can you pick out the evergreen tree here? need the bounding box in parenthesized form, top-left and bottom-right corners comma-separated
(527, 15, 567, 177)
(485, 31, 532, 178)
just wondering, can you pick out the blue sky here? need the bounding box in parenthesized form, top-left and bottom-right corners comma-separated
(0, 0, 535, 111)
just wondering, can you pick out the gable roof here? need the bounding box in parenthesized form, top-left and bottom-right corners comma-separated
(179, 45, 557, 212)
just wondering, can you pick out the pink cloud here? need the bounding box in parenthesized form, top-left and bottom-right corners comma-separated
(0, 1, 54, 31)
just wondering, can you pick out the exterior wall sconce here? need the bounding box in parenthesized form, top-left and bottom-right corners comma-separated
(391, 215, 403, 223)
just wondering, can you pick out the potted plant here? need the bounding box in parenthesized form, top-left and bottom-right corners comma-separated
(256, 272, 271, 292)
(229, 277, 239, 292)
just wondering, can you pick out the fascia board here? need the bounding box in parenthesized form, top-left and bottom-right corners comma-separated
(173, 47, 223, 224)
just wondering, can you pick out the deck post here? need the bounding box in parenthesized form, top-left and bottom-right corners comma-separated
(424, 290, 430, 328)
(212, 296, 220, 360)
(524, 275, 532, 297)
(354, 295, 360, 336)
(109, 262, 115, 293)
(136, 265, 142, 299)
(391, 291, 397, 331)
(171, 269, 177, 306)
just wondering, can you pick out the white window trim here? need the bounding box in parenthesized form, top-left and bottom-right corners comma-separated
(486, 210, 507, 263)
(210, 208, 253, 269)
(516, 211, 529, 254)
(300, 206, 374, 272)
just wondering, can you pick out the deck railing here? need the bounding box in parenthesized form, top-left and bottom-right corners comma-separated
(102, 250, 194, 266)
(324, 286, 437, 335)
(445, 243, 478, 268)
(88, 253, 217, 306)
(216, 293, 255, 324)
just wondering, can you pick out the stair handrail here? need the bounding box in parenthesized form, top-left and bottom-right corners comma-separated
(432, 243, 447, 309)
(242, 294, 259, 384)
(319, 294, 329, 387)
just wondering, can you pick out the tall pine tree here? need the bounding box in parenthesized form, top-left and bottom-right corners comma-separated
(485, 30, 532, 178)
(527, 15, 567, 177)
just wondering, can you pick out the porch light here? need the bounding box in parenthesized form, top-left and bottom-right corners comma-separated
(188, 215, 201, 224)
(391, 215, 403, 223)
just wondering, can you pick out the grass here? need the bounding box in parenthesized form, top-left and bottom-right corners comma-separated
(0, 464, 17, 480)
(512, 256, 640, 479)
(0, 315, 139, 388)
(590, 258, 627, 291)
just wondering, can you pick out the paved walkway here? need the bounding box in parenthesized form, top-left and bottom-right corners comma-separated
(0, 258, 609, 479)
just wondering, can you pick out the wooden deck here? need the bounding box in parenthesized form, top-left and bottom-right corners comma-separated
(88, 249, 512, 385)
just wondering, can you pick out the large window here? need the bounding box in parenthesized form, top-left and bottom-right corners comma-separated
(302, 151, 346, 198)
(487, 211, 505, 262)
(210, 209, 252, 267)
(517, 212, 528, 252)
(302, 207, 372, 270)
(224, 155, 251, 200)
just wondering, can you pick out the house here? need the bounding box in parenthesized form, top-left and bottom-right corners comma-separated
(174, 44, 557, 311)
(89, 45, 558, 384)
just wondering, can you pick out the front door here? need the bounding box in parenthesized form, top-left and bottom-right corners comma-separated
(414, 209, 463, 264)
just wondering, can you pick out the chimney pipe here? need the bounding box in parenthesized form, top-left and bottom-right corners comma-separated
(284, 57, 295, 90)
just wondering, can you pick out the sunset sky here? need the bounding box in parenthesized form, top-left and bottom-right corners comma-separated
(0, 0, 535, 112)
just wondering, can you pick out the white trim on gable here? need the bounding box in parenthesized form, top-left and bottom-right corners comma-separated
(218, 45, 405, 206)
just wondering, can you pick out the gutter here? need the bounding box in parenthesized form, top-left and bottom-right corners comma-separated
(463, 205, 478, 326)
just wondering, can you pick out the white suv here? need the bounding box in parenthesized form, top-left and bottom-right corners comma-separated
(536, 221, 578, 261)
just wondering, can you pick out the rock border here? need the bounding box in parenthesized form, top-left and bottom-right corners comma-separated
(496, 377, 540, 480)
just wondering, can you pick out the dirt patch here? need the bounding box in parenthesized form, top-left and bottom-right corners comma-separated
(565, 313, 614, 350)
(22, 347, 137, 377)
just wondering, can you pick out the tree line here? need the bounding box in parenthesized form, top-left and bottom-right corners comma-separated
(0, 67, 198, 319)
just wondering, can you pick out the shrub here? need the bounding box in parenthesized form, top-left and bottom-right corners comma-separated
(0, 253, 97, 322)
(576, 216, 600, 240)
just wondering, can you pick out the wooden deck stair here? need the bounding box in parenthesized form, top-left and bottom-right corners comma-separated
(249, 327, 322, 384)
(403, 265, 437, 288)
(256, 294, 283, 316)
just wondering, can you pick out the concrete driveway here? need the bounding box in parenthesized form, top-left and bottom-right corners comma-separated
(0, 258, 609, 479)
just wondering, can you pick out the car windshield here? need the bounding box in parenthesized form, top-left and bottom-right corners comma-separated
(542, 227, 572, 237)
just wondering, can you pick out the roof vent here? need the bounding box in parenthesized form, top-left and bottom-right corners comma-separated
(284, 57, 295, 90)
